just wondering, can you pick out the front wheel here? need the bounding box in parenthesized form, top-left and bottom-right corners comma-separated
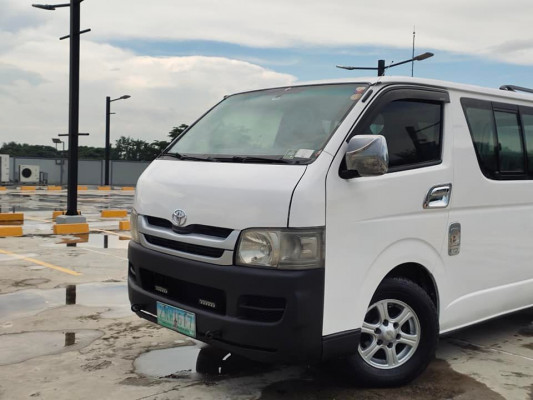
(349, 277, 438, 387)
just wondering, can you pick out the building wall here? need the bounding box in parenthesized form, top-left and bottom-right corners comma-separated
(8, 156, 150, 186)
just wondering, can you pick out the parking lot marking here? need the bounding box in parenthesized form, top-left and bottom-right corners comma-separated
(25, 216, 52, 223)
(81, 247, 128, 261)
(93, 228, 132, 239)
(0, 248, 82, 276)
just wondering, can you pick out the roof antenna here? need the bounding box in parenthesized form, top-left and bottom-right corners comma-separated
(411, 26, 416, 77)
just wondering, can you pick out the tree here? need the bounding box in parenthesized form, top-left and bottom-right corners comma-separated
(78, 146, 105, 160)
(0, 142, 59, 158)
(114, 136, 149, 161)
(168, 124, 189, 140)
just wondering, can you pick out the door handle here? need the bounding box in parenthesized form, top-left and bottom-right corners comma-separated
(423, 184, 452, 209)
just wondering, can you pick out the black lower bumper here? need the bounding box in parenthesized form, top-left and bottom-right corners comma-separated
(128, 241, 331, 363)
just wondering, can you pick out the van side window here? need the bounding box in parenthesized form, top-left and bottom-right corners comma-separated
(361, 100, 442, 169)
(462, 98, 530, 179)
(494, 111, 525, 173)
(461, 100, 498, 175)
(521, 111, 533, 175)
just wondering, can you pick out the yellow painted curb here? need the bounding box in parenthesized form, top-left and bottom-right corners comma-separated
(78, 185, 88, 191)
(0, 213, 24, 222)
(0, 187, 6, 191)
(53, 223, 89, 235)
(0, 226, 23, 237)
(97, 186, 111, 191)
(101, 209, 128, 218)
(20, 186, 36, 191)
(47, 186, 62, 191)
(119, 220, 130, 230)
(121, 187, 135, 191)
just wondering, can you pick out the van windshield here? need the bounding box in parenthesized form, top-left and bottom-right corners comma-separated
(164, 83, 369, 163)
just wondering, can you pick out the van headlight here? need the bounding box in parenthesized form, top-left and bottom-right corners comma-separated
(130, 208, 140, 243)
(236, 228, 324, 269)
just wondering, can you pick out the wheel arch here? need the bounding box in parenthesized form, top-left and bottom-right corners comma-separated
(353, 239, 444, 333)
(383, 263, 440, 315)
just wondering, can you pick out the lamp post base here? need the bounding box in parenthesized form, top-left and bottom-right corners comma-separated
(56, 215, 87, 224)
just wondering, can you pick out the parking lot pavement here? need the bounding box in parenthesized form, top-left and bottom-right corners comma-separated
(0, 190, 532, 399)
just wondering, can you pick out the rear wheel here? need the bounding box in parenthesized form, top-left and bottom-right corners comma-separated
(350, 277, 438, 386)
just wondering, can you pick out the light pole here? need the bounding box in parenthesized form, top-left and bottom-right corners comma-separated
(336, 52, 434, 76)
(33, 0, 90, 218)
(52, 138, 65, 187)
(105, 95, 131, 186)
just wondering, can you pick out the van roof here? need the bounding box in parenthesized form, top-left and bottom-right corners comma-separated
(291, 76, 533, 103)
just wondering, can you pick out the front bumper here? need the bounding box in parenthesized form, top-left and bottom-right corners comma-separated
(128, 240, 326, 363)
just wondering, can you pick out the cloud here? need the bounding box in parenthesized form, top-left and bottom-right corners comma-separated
(2, 0, 533, 148)
(0, 31, 295, 146)
(0, 63, 46, 86)
(78, 0, 533, 64)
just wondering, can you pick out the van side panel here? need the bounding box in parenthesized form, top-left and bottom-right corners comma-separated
(324, 163, 451, 335)
(323, 88, 454, 336)
(440, 91, 533, 332)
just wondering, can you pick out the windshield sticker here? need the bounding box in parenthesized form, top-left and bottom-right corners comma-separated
(295, 149, 315, 158)
(283, 150, 297, 159)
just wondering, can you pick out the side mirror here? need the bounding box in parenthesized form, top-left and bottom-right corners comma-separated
(344, 135, 388, 177)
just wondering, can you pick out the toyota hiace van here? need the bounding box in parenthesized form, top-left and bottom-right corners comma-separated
(128, 77, 533, 385)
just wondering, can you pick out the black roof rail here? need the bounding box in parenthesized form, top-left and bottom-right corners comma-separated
(499, 85, 533, 94)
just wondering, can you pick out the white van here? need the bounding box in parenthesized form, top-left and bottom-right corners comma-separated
(128, 76, 533, 386)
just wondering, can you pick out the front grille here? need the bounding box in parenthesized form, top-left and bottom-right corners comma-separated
(144, 234, 225, 258)
(146, 216, 172, 229)
(172, 224, 232, 238)
(237, 295, 286, 322)
(141, 269, 226, 314)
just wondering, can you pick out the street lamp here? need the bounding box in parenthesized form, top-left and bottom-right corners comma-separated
(105, 95, 131, 186)
(33, 0, 90, 220)
(52, 138, 65, 187)
(32, 3, 70, 10)
(336, 52, 434, 77)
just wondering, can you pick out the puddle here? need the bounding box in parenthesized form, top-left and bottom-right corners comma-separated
(259, 358, 505, 400)
(0, 330, 102, 365)
(13, 278, 50, 287)
(52, 234, 129, 249)
(134, 345, 270, 379)
(0, 282, 130, 322)
(518, 322, 533, 337)
(134, 345, 202, 378)
(0, 253, 39, 262)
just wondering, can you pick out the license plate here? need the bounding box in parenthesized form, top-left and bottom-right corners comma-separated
(156, 301, 196, 338)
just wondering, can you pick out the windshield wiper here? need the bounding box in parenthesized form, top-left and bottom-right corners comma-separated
(159, 152, 214, 162)
(212, 156, 298, 164)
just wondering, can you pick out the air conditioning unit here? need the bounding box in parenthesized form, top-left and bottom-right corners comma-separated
(19, 165, 40, 183)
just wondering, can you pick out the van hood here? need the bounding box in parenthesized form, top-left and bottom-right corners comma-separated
(135, 160, 307, 230)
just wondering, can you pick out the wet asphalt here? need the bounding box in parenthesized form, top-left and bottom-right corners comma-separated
(0, 188, 531, 399)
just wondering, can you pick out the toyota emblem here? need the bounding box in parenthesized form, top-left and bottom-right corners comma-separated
(172, 209, 187, 227)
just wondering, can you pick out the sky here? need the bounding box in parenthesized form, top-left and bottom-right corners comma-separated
(1, 0, 533, 148)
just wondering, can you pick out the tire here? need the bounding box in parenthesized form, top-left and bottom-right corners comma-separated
(348, 277, 439, 387)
